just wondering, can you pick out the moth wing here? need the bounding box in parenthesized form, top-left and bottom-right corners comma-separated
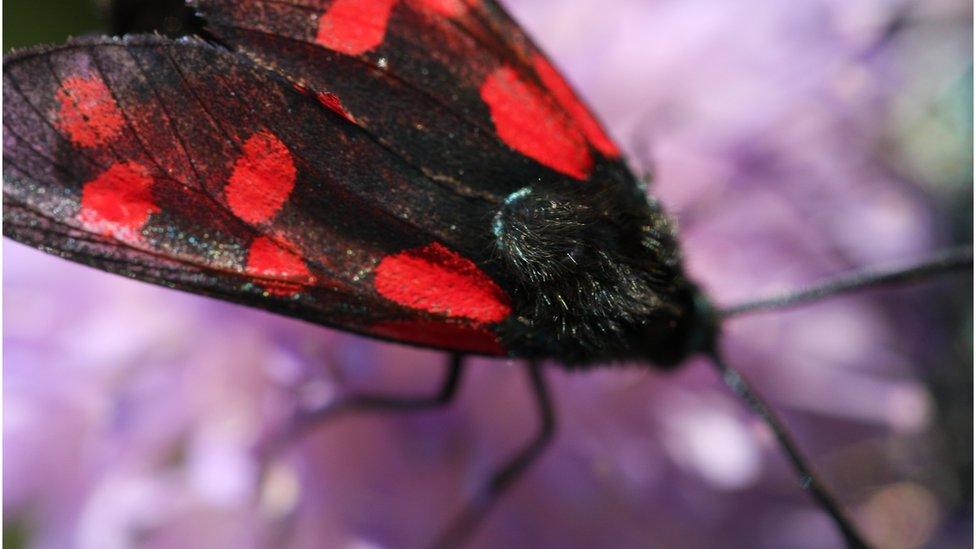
(3, 36, 511, 355)
(193, 0, 634, 189)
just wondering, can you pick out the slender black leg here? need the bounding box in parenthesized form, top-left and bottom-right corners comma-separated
(431, 361, 555, 549)
(259, 353, 465, 459)
(708, 352, 869, 548)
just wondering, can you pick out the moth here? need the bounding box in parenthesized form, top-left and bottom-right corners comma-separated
(3, 0, 970, 547)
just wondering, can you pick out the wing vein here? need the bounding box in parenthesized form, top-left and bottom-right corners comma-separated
(206, 23, 502, 202)
(4, 196, 328, 288)
(159, 44, 358, 288)
(87, 47, 185, 188)
(3, 68, 108, 173)
(42, 54, 137, 170)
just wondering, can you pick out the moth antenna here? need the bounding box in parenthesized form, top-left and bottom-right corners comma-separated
(706, 351, 870, 548)
(719, 246, 972, 318)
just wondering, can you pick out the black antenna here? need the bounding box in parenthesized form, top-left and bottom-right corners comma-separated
(707, 350, 870, 548)
(704, 245, 974, 547)
(719, 247, 972, 318)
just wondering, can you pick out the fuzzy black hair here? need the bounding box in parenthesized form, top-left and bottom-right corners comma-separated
(492, 181, 705, 367)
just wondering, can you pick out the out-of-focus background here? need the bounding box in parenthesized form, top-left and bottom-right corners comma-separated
(3, 0, 972, 548)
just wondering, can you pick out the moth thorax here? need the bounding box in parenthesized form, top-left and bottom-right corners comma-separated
(492, 186, 607, 283)
(492, 185, 705, 366)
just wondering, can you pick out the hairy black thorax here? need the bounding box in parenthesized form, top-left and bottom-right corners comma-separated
(492, 182, 712, 368)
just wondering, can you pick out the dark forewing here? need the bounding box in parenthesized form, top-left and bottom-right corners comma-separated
(2, 35, 512, 355)
(192, 0, 635, 191)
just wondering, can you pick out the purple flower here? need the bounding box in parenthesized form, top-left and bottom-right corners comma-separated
(4, 0, 970, 548)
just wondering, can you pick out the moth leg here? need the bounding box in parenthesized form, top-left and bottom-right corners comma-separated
(432, 361, 555, 549)
(259, 353, 465, 460)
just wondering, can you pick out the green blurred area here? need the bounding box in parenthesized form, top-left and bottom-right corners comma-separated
(3, 519, 31, 549)
(3, 0, 101, 51)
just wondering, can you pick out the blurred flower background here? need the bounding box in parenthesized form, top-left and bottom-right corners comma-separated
(3, 0, 972, 548)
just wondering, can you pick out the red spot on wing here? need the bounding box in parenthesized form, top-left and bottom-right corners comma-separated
(56, 75, 125, 148)
(372, 320, 506, 355)
(78, 161, 159, 243)
(374, 242, 511, 323)
(480, 66, 592, 180)
(532, 55, 620, 158)
(316, 0, 398, 55)
(246, 236, 314, 296)
(225, 131, 297, 224)
(315, 91, 357, 123)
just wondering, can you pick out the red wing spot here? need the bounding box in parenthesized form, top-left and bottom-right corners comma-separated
(225, 131, 297, 224)
(410, 0, 468, 16)
(56, 75, 125, 148)
(315, 92, 357, 123)
(78, 161, 159, 243)
(316, 0, 398, 55)
(246, 236, 315, 296)
(480, 66, 593, 180)
(372, 320, 506, 355)
(532, 55, 620, 158)
(374, 242, 511, 323)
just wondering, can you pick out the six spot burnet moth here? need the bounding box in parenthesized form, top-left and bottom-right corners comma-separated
(4, 0, 704, 365)
(4, 0, 970, 546)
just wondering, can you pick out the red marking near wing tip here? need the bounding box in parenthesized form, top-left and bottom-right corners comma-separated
(316, 0, 398, 55)
(372, 320, 506, 355)
(480, 66, 593, 180)
(532, 55, 620, 158)
(411, 0, 468, 16)
(374, 242, 511, 323)
(315, 92, 357, 122)
(246, 236, 314, 296)
(56, 75, 125, 148)
(78, 161, 159, 243)
(225, 131, 297, 224)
